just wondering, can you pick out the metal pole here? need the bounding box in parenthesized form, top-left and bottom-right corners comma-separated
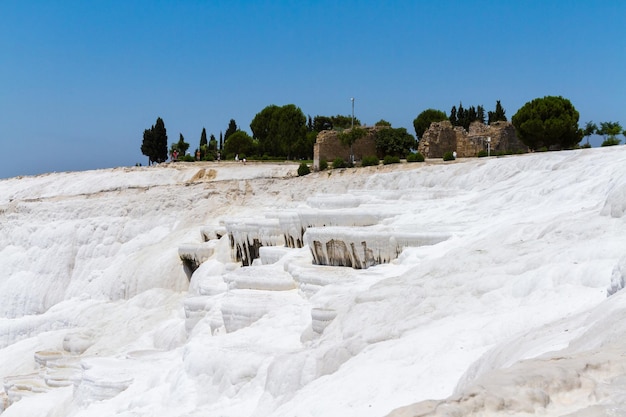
(351, 97, 354, 129)
(350, 98, 355, 163)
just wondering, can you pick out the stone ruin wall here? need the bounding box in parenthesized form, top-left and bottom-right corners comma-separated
(313, 127, 380, 170)
(418, 120, 527, 158)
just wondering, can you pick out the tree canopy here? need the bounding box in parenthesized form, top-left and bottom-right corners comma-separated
(250, 104, 307, 158)
(200, 128, 208, 148)
(141, 117, 168, 164)
(488, 100, 507, 124)
(598, 121, 623, 146)
(413, 109, 447, 139)
(374, 127, 416, 157)
(312, 115, 361, 132)
(224, 130, 255, 157)
(173, 133, 190, 156)
(449, 103, 485, 130)
(224, 119, 238, 142)
(583, 121, 597, 146)
(511, 96, 582, 150)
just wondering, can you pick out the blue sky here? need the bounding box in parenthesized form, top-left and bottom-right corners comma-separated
(1, 0, 624, 178)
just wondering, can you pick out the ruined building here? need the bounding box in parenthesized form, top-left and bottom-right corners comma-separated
(313, 127, 380, 170)
(417, 120, 527, 158)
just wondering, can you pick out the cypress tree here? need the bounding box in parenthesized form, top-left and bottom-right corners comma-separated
(200, 128, 207, 147)
(224, 119, 238, 141)
(457, 102, 465, 128)
(449, 105, 457, 125)
(209, 134, 217, 151)
(141, 117, 168, 164)
(199, 128, 208, 159)
(477, 105, 486, 124)
(488, 100, 507, 124)
(466, 106, 477, 130)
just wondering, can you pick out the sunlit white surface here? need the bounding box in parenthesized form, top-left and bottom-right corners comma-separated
(0, 150, 625, 416)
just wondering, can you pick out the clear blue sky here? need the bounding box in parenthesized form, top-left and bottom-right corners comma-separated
(1, 1, 624, 178)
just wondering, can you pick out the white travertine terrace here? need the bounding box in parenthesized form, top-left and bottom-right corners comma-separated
(224, 218, 284, 266)
(305, 226, 451, 269)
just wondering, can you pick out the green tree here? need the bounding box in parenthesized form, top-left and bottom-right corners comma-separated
(375, 119, 392, 127)
(209, 134, 217, 152)
(465, 106, 477, 130)
(200, 128, 208, 147)
(313, 115, 333, 132)
(449, 106, 457, 125)
(583, 121, 597, 146)
(477, 105, 486, 124)
(199, 128, 208, 159)
(331, 114, 360, 129)
(310, 114, 361, 132)
(598, 121, 623, 146)
(251, 105, 281, 155)
(141, 117, 168, 165)
(488, 100, 507, 124)
(307, 115, 314, 132)
(457, 102, 466, 128)
(374, 127, 416, 158)
(224, 119, 238, 142)
(296, 130, 318, 160)
(176, 133, 190, 156)
(413, 109, 447, 139)
(338, 127, 367, 163)
(451, 103, 485, 129)
(278, 104, 307, 158)
(224, 130, 255, 157)
(251, 104, 307, 158)
(511, 96, 583, 150)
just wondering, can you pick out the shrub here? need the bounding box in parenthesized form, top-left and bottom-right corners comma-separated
(601, 138, 621, 147)
(477, 150, 488, 158)
(383, 155, 400, 165)
(319, 158, 328, 171)
(332, 158, 348, 169)
(443, 151, 455, 161)
(406, 152, 425, 162)
(581, 143, 592, 149)
(202, 153, 215, 161)
(180, 154, 196, 162)
(361, 155, 379, 167)
(297, 162, 311, 176)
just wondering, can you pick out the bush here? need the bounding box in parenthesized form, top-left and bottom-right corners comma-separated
(361, 155, 379, 167)
(180, 154, 196, 162)
(601, 138, 621, 147)
(406, 152, 425, 162)
(443, 151, 455, 161)
(332, 158, 348, 169)
(581, 143, 592, 149)
(477, 150, 488, 158)
(383, 155, 400, 165)
(297, 162, 311, 176)
(202, 153, 215, 161)
(319, 159, 328, 171)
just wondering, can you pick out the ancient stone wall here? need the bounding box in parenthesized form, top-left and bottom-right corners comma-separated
(418, 120, 527, 158)
(313, 127, 379, 170)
